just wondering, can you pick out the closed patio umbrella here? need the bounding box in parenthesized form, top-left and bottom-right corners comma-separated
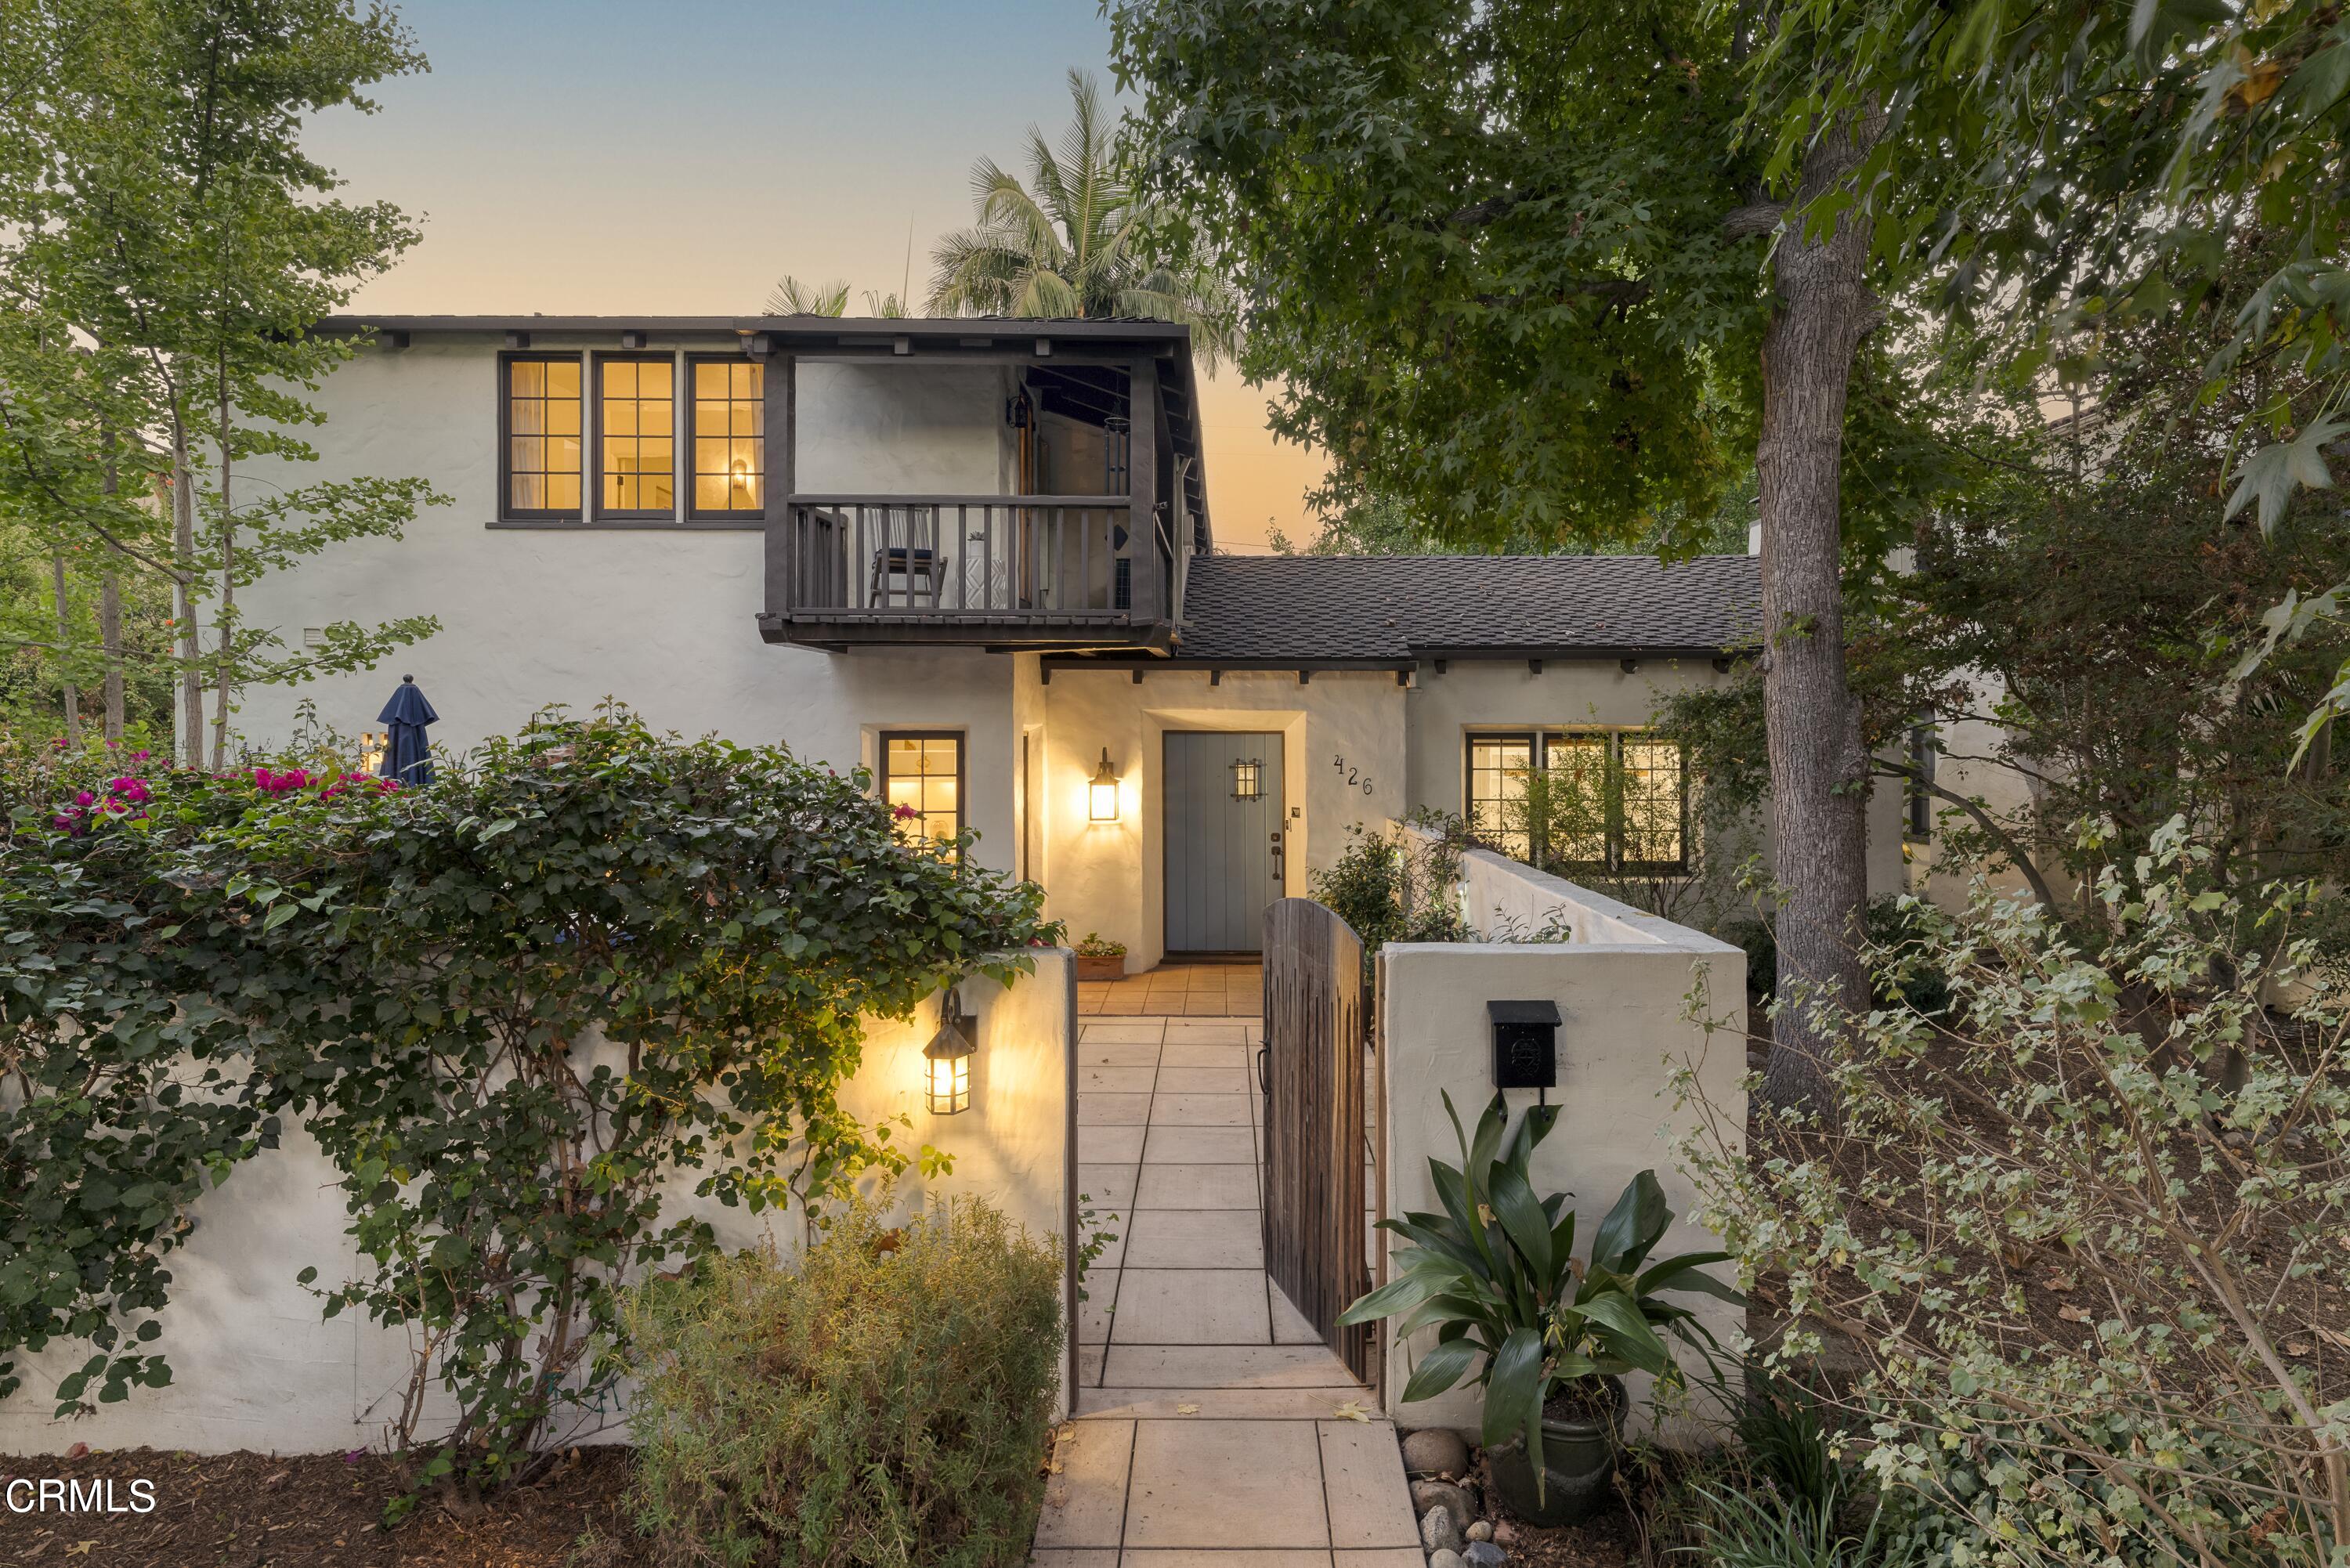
(377, 674, 439, 786)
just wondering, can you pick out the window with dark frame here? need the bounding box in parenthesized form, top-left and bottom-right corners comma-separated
(689, 359, 764, 515)
(880, 732, 964, 854)
(597, 356, 676, 515)
(502, 356, 584, 518)
(1462, 729, 1689, 876)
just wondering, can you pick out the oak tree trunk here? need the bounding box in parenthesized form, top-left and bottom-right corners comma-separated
(1755, 118, 1880, 1114)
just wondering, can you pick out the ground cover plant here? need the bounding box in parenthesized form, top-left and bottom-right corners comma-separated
(0, 706, 1053, 1513)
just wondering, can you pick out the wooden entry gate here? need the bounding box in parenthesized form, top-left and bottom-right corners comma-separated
(1258, 898, 1382, 1391)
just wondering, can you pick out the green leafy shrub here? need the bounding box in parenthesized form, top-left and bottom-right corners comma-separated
(2, 706, 1052, 1512)
(1687, 820, 2350, 1564)
(1309, 818, 1468, 956)
(620, 1190, 1063, 1568)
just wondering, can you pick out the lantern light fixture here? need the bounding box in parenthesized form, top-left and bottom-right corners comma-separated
(924, 985, 976, 1115)
(358, 729, 388, 775)
(1088, 747, 1121, 822)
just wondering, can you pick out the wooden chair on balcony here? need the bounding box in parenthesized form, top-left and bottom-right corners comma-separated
(870, 545, 949, 608)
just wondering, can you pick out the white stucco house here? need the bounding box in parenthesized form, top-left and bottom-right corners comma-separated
(235, 314, 1905, 969)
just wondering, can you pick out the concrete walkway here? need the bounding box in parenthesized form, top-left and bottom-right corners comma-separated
(1035, 1006, 1421, 1568)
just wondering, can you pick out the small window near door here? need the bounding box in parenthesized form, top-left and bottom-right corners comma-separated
(881, 732, 964, 851)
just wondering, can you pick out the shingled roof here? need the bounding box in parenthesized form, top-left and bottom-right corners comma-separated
(1171, 553, 1762, 663)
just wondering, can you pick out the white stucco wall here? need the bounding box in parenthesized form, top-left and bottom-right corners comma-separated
(0, 954, 1075, 1454)
(1027, 666, 1407, 970)
(1376, 887, 1744, 1443)
(229, 339, 1026, 873)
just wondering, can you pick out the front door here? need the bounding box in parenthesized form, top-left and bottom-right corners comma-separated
(1162, 731, 1285, 954)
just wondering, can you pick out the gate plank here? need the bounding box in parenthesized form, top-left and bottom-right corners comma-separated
(1260, 898, 1374, 1386)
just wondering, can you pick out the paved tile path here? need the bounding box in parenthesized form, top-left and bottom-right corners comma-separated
(1035, 1003, 1422, 1568)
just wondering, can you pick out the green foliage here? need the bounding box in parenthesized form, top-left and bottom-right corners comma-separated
(1307, 820, 1469, 957)
(1685, 821, 2350, 1563)
(1109, 0, 1766, 553)
(1338, 1092, 1736, 1491)
(1074, 930, 1126, 958)
(0, 0, 445, 766)
(618, 1190, 1064, 1568)
(926, 70, 1236, 369)
(0, 707, 1052, 1510)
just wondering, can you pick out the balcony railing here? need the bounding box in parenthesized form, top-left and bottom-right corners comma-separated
(781, 495, 1150, 620)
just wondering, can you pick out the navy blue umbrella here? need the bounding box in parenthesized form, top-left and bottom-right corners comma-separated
(377, 674, 439, 786)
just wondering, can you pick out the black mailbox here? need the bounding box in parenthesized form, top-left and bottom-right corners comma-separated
(1488, 999, 1562, 1089)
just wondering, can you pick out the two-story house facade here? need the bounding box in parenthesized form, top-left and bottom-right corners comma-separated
(233, 315, 1904, 970)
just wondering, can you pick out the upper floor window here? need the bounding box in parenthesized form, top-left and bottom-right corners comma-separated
(1464, 729, 1687, 876)
(598, 357, 675, 516)
(503, 356, 583, 518)
(691, 359, 764, 515)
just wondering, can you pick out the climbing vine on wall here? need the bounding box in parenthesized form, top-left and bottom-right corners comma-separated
(0, 709, 1053, 1506)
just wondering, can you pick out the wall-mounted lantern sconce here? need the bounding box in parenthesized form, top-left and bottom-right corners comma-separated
(1488, 999, 1562, 1095)
(1088, 748, 1121, 822)
(358, 729, 387, 775)
(924, 985, 976, 1115)
(1231, 758, 1264, 801)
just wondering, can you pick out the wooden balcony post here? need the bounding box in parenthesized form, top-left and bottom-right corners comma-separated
(1130, 357, 1161, 623)
(761, 349, 797, 620)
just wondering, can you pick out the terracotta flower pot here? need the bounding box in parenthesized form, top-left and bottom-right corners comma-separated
(1076, 953, 1126, 981)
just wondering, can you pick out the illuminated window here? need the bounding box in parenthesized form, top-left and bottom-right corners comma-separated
(1463, 730, 1687, 875)
(1231, 757, 1263, 800)
(598, 357, 675, 515)
(503, 356, 583, 518)
(1466, 735, 1535, 860)
(881, 732, 964, 852)
(691, 359, 765, 515)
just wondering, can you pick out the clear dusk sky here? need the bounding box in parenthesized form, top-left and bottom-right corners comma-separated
(307, 0, 1319, 554)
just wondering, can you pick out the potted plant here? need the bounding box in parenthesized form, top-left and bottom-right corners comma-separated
(1338, 1092, 1737, 1526)
(1073, 931, 1126, 981)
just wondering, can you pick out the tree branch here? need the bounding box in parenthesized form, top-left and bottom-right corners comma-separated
(1874, 755, 2064, 912)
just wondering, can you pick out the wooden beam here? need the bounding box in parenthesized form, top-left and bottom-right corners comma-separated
(762, 353, 797, 626)
(1129, 359, 1160, 624)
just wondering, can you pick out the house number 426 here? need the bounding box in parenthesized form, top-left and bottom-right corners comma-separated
(1331, 754, 1375, 794)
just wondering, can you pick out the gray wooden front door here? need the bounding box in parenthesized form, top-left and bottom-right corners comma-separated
(1162, 731, 1286, 953)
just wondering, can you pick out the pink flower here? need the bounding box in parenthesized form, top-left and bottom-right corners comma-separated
(73, 790, 96, 808)
(893, 804, 920, 819)
(105, 778, 150, 804)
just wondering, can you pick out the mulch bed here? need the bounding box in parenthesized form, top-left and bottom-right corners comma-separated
(1493, 1508, 1644, 1568)
(2, 1447, 649, 1567)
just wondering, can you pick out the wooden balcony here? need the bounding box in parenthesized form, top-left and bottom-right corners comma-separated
(757, 495, 1177, 649)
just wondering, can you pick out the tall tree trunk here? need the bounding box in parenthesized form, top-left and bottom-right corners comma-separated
(99, 571, 124, 742)
(209, 371, 233, 771)
(50, 551, 81, 749)
(1755, 117, 1881, 1114)
(170, 416, 205, 771)
(99, 439, 124, 741)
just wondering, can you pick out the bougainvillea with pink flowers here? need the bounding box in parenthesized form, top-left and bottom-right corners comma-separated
(0, 706, 1055, 1516)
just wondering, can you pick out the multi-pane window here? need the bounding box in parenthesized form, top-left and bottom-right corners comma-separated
(1463, 730, 1687, 875)
(598, 358, 674, 515)
(691, 360, 764, 515)
(881, 732, 964, 852)
(504, 357, 583, 517)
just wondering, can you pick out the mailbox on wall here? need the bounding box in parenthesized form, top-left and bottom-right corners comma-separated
(1487, 999, 1562, 1090)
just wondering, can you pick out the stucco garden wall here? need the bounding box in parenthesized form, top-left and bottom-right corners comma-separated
(0, 954, 1076, 1455)
(1029, 666, 1407, 971)
(230, 340, 1026, 873)
(1376, 868, 1744, 1443)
